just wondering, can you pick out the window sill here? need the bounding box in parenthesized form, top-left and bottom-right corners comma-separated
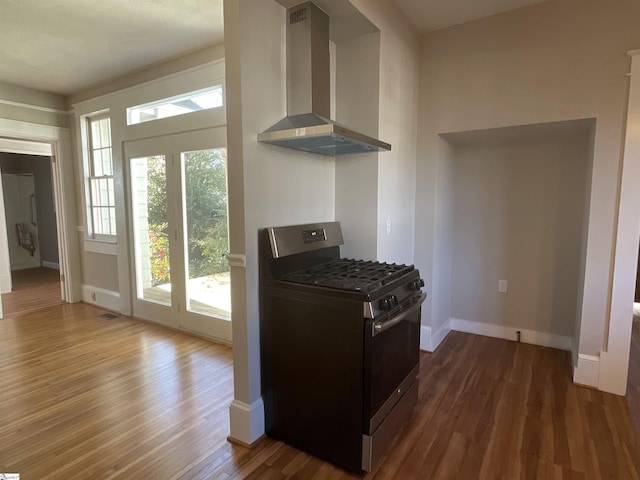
(84, 239, 117, 256)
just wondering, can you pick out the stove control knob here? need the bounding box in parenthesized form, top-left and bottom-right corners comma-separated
(409, 279, 425, 291)
(379, 297, 393, 311)
(389, 295, 398, 307)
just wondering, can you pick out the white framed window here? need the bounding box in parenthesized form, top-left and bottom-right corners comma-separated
(126, 85, 224, 125)
(85, 113, 116, 240)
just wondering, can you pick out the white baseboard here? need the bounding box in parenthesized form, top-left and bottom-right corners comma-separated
(420, 319, 451, 352)
(228, 397, 265, 445)
(42, 261, 60, 270)
(573, 353, 600, 389)
(81, 284, 121, 312)
(450, 318, 572, 352)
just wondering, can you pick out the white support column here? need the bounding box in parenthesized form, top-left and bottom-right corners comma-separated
(596, 50, 640, 395)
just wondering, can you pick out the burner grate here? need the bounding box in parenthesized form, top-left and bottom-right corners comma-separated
(281, 258, 414, 293)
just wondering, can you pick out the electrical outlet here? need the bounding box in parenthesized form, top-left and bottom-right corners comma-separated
(498, 280, 508, 293)
(91, 291, 97, 301)
(385, 219, 392, 236)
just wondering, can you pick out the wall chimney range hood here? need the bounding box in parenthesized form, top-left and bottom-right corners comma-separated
(258, 1, 391, 156)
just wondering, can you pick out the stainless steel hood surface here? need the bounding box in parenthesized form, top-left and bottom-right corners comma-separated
(258, 2, 391, 156)
(258, 113, 391, 156)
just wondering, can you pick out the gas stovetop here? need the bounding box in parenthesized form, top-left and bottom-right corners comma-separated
(280, 258, 415, 293)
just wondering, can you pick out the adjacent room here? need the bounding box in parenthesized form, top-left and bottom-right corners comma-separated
(0, 150, 62, 315)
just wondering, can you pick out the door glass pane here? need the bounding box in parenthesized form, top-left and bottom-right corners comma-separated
(182, 148, 231, 319)
(130, 156, 172, 306)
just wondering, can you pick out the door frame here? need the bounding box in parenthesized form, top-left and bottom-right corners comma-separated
(124, 127, 231, 342)
(0, 119, 82, 308)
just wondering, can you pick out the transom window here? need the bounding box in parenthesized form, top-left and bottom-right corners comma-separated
(86, 114, 116, 238)
(126, 85, 223, 126)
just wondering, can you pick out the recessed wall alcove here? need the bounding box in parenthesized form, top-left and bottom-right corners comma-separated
(433, 119, 596, 349)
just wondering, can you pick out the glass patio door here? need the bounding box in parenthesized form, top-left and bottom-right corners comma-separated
(125, 128, 231, 342)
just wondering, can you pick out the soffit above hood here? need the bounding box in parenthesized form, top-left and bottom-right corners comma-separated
(258, 1, 391, 156)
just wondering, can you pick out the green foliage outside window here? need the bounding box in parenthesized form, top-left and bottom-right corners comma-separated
(146, 149, 229, 286)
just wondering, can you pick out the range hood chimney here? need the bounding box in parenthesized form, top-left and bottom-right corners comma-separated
(258, 1, 391, 156)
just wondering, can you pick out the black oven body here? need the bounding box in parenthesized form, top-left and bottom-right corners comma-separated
(259, 224, 425, 473)
(262, 289, 366, 471)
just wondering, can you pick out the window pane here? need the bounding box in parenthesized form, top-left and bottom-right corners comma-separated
(91, 121, 102, 149)
(100, 178, 109, 205)
(182, 147, 230, 320)
(130, 156, 171, 305)
(127, 85, 223, 125)
(100, 119, 111, 148)
(99, 207, 114, 236)
(110, 209, 116, 235)
(93, 149, 103, 176)
(92, 208, 101, 234)
(87, 114, 115, 237)
(102, 149, 112, 175)
(107, 178, 115, 205)
(90, 178, 100, 206)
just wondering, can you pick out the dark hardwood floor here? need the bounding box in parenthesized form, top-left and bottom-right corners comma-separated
(1, 303, 639, 479)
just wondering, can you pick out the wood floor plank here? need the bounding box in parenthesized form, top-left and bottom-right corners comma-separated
(2, 304, 640, 479)
(1, 267, 63, 316)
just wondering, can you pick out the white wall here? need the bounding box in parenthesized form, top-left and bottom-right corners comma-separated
(334, 32, 380, 260)
(351, 0, 420, 266)
(424, 137, 454, 350)
(225, 0, 336, 444)
(414, 0, 640, 365)
(448, 125, 592, 341)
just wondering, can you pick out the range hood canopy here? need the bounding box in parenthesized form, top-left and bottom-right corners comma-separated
(258, 1, 391, 156)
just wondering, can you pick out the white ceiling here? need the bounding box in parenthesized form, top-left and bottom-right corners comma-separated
(0, 0, 223, 95)
(392, 0, 549, 33)
(0, 0, 547, 97)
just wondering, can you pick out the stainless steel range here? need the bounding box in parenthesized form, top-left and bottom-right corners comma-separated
(259, 221, 426, 472)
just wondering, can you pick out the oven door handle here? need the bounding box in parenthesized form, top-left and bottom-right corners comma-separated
(373, 292, 427, 337)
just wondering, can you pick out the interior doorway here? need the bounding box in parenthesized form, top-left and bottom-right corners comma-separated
(0, 143, 65, 316)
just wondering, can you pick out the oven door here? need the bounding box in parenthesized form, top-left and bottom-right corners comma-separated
(363, 292, 425, 434)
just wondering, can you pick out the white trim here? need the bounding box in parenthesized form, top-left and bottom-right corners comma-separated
(226, 253, 246, 268)
(81, 284, 121, 312)
(0, 98, 72, 115)
(228, 397, 265, 445)
(84, 239, 117, 256)
(628, 49, 640, 56)
(0, 138, 52, 156)
(71, 60, 225, 108)
(450, 318, 573, 351)
(573, 354, 600, 388)
(598, 52, 640, 397)
(0, 119, 81, 304)
(42, 261, 60, 270)
(420, 319, 451, 352)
